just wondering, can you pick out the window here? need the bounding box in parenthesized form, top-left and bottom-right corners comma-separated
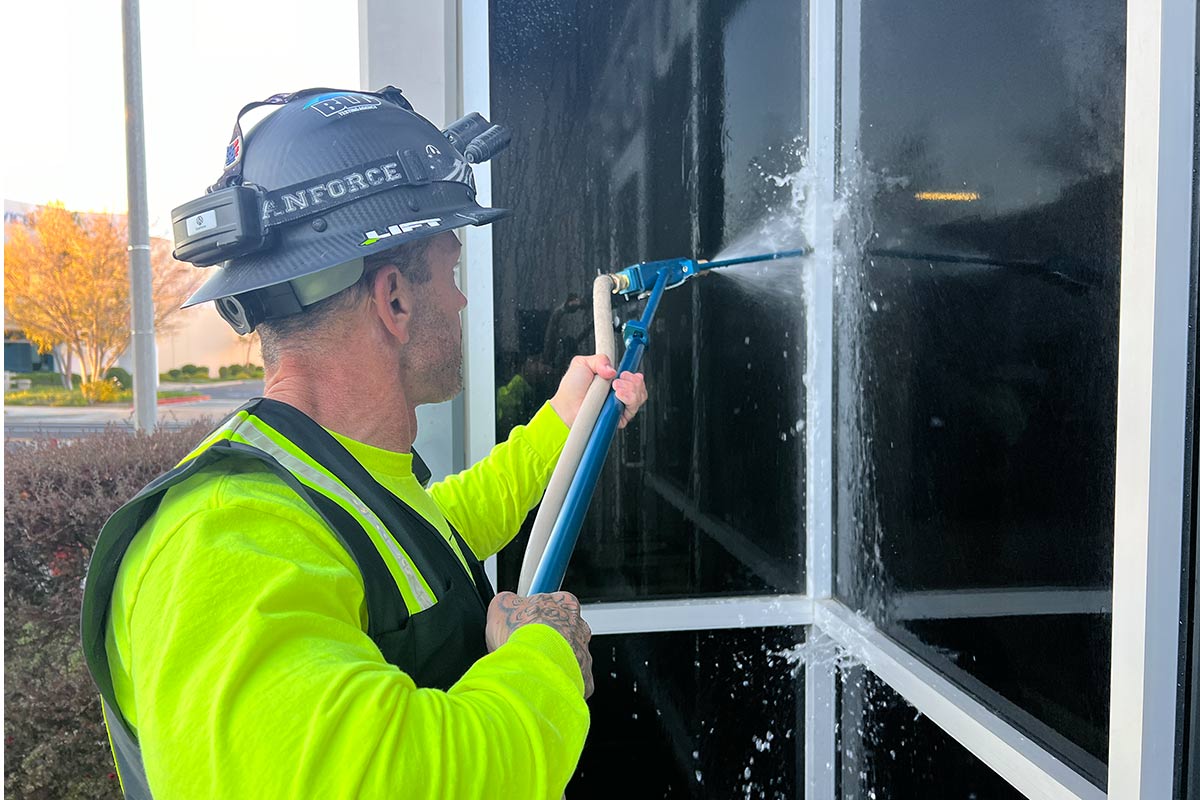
(467, 0, 1196, 795)
(577, 628, 805, 797)
(834, 0, 1125, 781)
(491, 0, 809, 601)
(840, 670, 1024, 799)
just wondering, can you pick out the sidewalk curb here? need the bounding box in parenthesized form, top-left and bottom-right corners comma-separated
(158, 380, 259, 390)
(157, 395, 211, 406)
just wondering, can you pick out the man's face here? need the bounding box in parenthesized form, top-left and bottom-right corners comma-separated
(403, 231, 466, 404)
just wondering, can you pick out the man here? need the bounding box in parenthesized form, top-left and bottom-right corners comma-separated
(81, 87, 647, 799)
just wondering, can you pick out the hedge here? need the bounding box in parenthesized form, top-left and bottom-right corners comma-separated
(218, 364, 265, 380)
(4, 423, 210, 799)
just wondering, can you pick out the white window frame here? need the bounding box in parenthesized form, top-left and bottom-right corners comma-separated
(452, 0, 1198, 797)
(1107, 0, 1197, 796)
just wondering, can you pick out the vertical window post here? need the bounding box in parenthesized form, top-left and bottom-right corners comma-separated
(1108, 0, 1197, 795)
(805, 0, 839, 795)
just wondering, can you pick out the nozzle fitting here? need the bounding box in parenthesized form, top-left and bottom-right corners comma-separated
(609, 271, 632, 294)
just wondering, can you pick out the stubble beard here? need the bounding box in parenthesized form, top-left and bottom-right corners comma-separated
(416, 332, 464, 405)
(440, 353, 465, 402)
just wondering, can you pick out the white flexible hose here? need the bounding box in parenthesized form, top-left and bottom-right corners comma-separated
(591, 273, 617, 363)
(518, 275, 618, 594)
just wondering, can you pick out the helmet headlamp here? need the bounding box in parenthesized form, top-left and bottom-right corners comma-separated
(171, 185, 269, 267)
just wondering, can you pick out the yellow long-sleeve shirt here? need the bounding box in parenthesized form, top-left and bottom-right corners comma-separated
(104, 402, 587, 799)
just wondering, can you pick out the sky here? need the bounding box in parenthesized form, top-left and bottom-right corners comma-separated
(3, 0, 362, 237)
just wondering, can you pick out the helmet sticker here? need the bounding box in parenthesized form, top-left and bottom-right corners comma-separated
(360, 218, 443, 247)
(304, 92, 382, 118)
(185, 209, 217, 237)
(224, 135, 242, 169)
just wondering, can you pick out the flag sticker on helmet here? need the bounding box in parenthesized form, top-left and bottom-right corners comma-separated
(304, 92, 382, 118)
(224, 136, 242, 169)
(360, 218, 443, 247)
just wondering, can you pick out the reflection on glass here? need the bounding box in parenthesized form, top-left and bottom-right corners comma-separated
(840, 669, 1024, 799)
(490, 0, 809, 600)
(835, 0, 1124, 781)
(574, 628, 804, 798)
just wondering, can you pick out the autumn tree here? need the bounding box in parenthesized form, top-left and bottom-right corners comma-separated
(4, 203, 197, 389)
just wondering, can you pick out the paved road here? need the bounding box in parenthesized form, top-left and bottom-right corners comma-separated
(4, 380, 265, 439)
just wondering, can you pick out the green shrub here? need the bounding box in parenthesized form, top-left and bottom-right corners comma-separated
(161, 365, 217, 382)
(217, 364, 264, 380)
(4, 422, 211, 799)
(103, 367, 132, 390)
(177, 364, 210, 379)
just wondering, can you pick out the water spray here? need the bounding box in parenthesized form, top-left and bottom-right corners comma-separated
(522, 248, 808, 595)
(606, 249, 808, 296)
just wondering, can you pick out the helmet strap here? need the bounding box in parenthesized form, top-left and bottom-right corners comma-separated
(209, 88, 336, 193)
(208, 86, 419, 195)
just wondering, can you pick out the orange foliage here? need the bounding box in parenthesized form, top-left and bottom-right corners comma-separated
(4, 203, 199, 385)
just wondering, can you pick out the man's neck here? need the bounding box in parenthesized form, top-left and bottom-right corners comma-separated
(263, 354, 418, 453)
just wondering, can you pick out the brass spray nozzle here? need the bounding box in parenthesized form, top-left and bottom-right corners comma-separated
(609, 272, 632, 294)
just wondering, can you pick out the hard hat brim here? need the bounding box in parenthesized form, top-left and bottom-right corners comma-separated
(182, 200, 510, 309)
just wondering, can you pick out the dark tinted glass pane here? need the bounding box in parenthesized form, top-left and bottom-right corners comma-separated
(835, 0, 1123, 780)
(840, 669, 1024, 799)
(490, 0, 808, 600)
(574, 627, 804, 798)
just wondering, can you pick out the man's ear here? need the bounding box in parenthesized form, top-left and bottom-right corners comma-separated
(371, 266, 414, 344)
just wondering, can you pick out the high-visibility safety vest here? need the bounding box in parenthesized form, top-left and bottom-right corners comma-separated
(80, 398, 495, 799)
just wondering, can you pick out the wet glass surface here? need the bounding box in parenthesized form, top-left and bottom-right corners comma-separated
(572, 627, 805, 798)
(839, 669, 1025, 799)
(490, 0, 809, 600)
(834, 0, 1124, 781)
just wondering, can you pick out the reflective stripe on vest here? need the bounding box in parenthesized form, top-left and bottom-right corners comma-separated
(191, 409, 436, 613)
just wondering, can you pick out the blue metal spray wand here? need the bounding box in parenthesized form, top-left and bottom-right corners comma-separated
(528, 248, 807, 594)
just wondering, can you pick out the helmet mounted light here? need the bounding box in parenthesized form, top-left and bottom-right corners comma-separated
(171, 86, 512, 333)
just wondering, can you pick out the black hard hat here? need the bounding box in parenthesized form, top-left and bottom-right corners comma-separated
(171, 86, 511, 332)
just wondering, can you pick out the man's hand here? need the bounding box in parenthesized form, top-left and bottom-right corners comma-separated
(486, 591, 595, 698)
(548, 354, 648, 429)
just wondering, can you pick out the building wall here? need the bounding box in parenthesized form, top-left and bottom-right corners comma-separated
(144, 303, 262, 375)
(359, 0, 463, 481)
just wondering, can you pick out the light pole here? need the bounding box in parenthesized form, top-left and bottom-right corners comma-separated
(121, 0, 157, 431)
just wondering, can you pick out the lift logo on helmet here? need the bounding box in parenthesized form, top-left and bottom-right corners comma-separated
(304, 92, 382, 118)
(359, 218, 443, 247)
